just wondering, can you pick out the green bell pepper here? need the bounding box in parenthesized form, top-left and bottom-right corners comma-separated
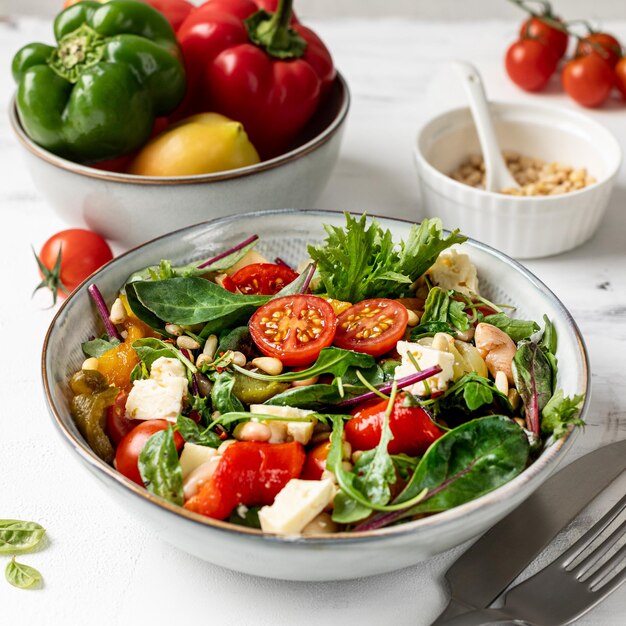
(12, 0, 186, 164)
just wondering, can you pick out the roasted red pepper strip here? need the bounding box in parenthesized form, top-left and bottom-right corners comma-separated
(176, 0, 335, 158)
(184, 441, 305, 519)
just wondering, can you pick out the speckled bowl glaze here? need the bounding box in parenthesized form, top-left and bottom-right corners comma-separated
(414, 101, 621, 259)
(42, 210, 589, 581)
(10, 74, 349, 249)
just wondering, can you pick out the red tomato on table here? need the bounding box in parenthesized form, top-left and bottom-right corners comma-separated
(231, 263, 299, 295)
(562, 54, 615, 108)
(576, 32, 622, 68)
(184, 441, 305, 519)
(505, 38, 559, 92)
(519, 15, 568, 59)
(249, 295, 337, 366)
(334, 299, 408, 357)
(345, 393, 444, 457)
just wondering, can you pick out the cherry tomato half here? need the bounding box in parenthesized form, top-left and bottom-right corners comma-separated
(301, 441, 332, 481)
(345, 393, 444, 456)
(576, 32, 622, 69)
(519, 15, 568, 59)
(115, 420, 184, 486)
(334, 299, 408, 357)
(505, 38, 559, 92)
(231, 263, 299, 295)
(249, 295, 337, 366)
(106, 391, 140, 445)
(35, 229, 113, 303)
(562, 54, 615, 108)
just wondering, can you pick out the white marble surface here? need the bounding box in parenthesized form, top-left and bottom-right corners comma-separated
(2, 14, 626, 626)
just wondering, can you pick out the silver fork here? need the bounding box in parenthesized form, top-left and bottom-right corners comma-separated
(439, 493, 626, 626)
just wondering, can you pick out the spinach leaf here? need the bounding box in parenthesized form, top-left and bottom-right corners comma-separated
(235, 347, 375, 383)
(125, 281, 169, 334)
(410, 321, 457, 341)
(216, 326, 255, 359)
(421, 287, 469, 332)
(212, 372, 245, 414)
(5, 557, 42, 589)
(138, 427, 184, 505)
(0, 520, 46, 554)
(541, 389, 585, 439)
(175, 414, 221, 447)
(132, 337, 196, 373)
(263, 383, 359, 409)
(227, 506, 262, 529)
(396, 416, 529, 514)
(81, 336, 120, 358)
(512, 340, 553, 435)
(483, 313, 540, 343)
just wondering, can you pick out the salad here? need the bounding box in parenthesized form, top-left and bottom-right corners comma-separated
(68, 214, 585, 535)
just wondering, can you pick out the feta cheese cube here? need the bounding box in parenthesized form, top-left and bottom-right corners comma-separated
(258, 479, 335, 535)
(151, 356, 186, 381)
(428, 249, 479, 296)
(249, 405, 317, 445)
(125, 377, 188, 421)
(395, 341, 455, 396)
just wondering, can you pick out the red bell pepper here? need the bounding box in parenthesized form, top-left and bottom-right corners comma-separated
(184, 441, 305, 519)
(176, 0, 336, 158)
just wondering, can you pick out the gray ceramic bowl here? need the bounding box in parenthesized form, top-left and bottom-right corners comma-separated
(42, 210, 589, 581)
(11, 74, 349, 249)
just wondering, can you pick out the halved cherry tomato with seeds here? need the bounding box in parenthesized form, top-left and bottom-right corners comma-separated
(334, 299, 408, 357)
(231, 263, 299, 295)
(249, 295, 337, 366)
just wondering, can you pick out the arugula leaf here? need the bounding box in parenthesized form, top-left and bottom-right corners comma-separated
(541, 389, 585, 439)
(81, 336, 120, 358)
(0, 520, 46, 554)
(483, 313, 540, 343)
(234, 347, 375, 383)
(175, 414, 221, 448)
(130, 361, 149, 382)
(5, 557, 42, 589)
(138, 427, 184, 505)
(420, 287, 469, 332)
(211, 372, 245, 414)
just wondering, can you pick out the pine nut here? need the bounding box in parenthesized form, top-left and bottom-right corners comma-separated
(432, 332, 452, 352)
(231, 351, 247, 367)
(495, 370, 509, 396)
(202, 334, 218, 360)
(109, 298, 127, 325)
(341, 461, 353, 473)
(177, 335, 200, 350)
(165, 323, 183, 336)
(406, 309, 420, 327)
(233, 421, 272, 442)
(291, 375, 319, 388)
(196, 353, 212, 368)
(352, 450, 364, 464)
(82, 357, 99, 371)
(342, 441, 352, 460)
(251, 356, 283, 376)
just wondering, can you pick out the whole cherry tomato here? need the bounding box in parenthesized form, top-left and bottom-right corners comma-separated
(576, 32, 622, 68)
(505, 38, 559, 92)
(115, 420, 184, 486)
(615, 57, 626, 98)
(249, 295, 337, 366)
(345, 393, 444, 456)
(184, 441, 305, 519)
(519, 15, 568, 58)
(334, 299, 408, 357)
(34, 229, 113, 304)
(301, 441, 332, 480)
(106, 391, 140, 445)
(231, 263, 299, 295)
(562, 54, 615, 107)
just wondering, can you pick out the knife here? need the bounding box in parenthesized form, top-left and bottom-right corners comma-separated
(431, 438, 626, 625)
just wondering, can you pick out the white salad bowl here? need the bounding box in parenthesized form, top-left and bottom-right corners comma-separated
(10, 73, 349, 249)
(41, 209, 589, 581)
(414, 101, 621, 259)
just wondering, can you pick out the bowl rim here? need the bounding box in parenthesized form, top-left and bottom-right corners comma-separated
(413, 99, 623, 204)
(41, 208, 589, 544)
(10, 72, 350, 186)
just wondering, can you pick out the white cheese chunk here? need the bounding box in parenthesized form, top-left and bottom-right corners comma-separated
(394, 341, 455, 396)
(249, 405, 317, 445)
(258, 479, 335, 535)
(151, 356, 186, 381)
(179, 442, 218, 480)
(428, 249, 479, 296)
(249, 405, 314, 419)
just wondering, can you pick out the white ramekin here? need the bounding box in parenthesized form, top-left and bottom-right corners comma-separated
(414, 101, 622, 259)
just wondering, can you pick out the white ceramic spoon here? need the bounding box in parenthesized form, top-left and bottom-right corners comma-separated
(452, 61, 518, 192)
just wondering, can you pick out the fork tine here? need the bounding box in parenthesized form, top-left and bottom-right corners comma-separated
(575, 517, 626, 578)
(586, 541, 626, 588)
(561, 494, 626, 567)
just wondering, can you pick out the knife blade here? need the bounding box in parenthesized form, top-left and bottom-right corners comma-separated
(431, 438, 626, 625)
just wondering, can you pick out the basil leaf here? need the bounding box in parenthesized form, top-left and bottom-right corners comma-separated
(397, 416, 529, 513)
(138, 427, 184, 505)
(0, 520, 46, 554)
(175, 414, 221, 448)
(410, 321, 456, 341)
(512, 340, 553, 435)
(212, 372, 245, 414)
(541, 389, 585, 439)
(81, 336, 120, 358)
(421, 287, 469, 332)
(483, 313, 539, 343)
(5, 557, 42, 589)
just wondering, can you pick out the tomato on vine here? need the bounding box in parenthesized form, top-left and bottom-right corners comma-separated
(562, 54, 615, 107)
(505, 38, 559, 92)
(576, 32, 622, 68)
(519, 14, 569, 59)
